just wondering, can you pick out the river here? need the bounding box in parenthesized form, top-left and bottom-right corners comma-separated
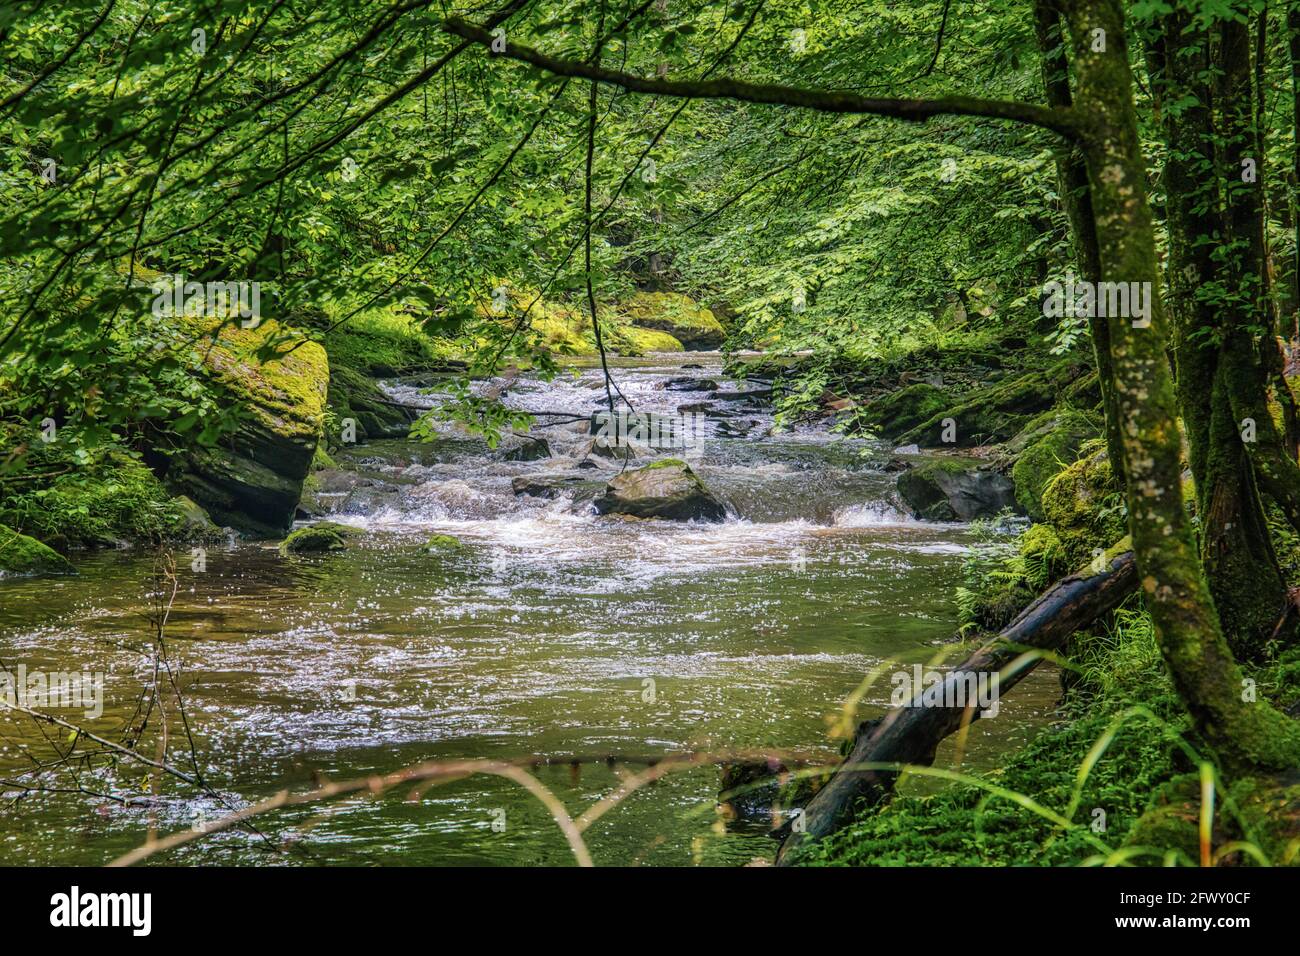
(0, 353, 1056, 866)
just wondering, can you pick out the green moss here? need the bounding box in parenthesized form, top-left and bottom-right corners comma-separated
(898, 360, 1089, 448)
(860, 383, 949, 442)
(1011, 410, 1099, 520)
(645, 457, 689, 470)
(423, 533, 467, 553)
(0, 523, 75, 575)
(178, 312, 328, 444)
(610, 325, 684, 354)
(1020, 523, 1069, 582)
(622, 291, 726, 349)
(1040, 442, 1126, 567)
(323, 306, 459, 376)
(0, 450, 197, 548)
(794, 696, 1188, 866)
(328, 363, 413, 441)
(279, 521, 356, 554)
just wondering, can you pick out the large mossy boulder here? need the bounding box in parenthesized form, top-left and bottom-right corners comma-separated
(622, 292, 726, 350)
(860, 383, 949, 442)
(0, 524, 75, 576)
(593, 459, 727, 521)
(896, 458, 1018, 521)
(167, 315, 329, 537)
(897, 361, 1089, 448)
(1009, 410, 1100, 520)
(1039, 443, 1126, 567)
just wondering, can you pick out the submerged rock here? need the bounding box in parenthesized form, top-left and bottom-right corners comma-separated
(501, 435, 551, 461)
(658, 376, 718, 391)
(511, 473, 602, 499)
(896, 458, 1018, 521)
(0, 524, 75, 576)
(593, 459, 726, 521)
(279, 521, 357, 554)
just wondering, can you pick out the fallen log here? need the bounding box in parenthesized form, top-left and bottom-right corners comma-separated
(775, 540, 1137, 864)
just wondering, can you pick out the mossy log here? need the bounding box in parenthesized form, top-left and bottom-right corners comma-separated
(776, 541, 1137, 864)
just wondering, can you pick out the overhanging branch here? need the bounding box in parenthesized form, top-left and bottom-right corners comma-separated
(441, 17, 1086, 141)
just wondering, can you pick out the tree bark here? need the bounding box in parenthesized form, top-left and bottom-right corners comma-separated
(1034, 0, 1126, 480)
(1059, 0, 1300, 768)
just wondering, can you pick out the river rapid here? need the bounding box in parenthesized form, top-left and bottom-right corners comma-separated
(0, 353, 1056, 866)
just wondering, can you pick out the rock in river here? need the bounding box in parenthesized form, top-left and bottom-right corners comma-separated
(593, 459, 727, 521)
(165, 314, 329, 537)
(896, 458, 1018, 521)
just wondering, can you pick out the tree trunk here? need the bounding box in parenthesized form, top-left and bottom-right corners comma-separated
(1059, 0, 1300, 769)
(1034, 0, 1126, 480)
(1150, 10, 1290, 660)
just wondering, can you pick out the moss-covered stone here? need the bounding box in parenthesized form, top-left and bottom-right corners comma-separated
(611, 325, 685, 354)
(0, 524, 75, 575)
(593, 459, 726, 520)
(1011, 411, 1100, 520)
(622, 291, 726, 350)
(896, 457, 1019, 521)
(328, 363, 415, 441)
(897, 361, 1090, 448)
(423, 533, 467, 553)
(1040, 443, 1126, 567)
(860, 383, 949, 442)
(279, 521, 357, 554)
(167, 312, 330, 537)
(171, 495, 224, 541)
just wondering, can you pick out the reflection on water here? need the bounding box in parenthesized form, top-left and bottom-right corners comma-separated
(0, 354, 1057, 866)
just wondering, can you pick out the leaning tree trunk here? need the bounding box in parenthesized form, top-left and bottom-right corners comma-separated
(776, 545, 1138, 863)
(1059, 0, 1300, 770)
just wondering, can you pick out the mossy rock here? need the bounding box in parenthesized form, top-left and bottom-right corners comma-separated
(1010, 410, 1099, 520)
(860, 383, 949, 442)
(1040, 443, 1126, 567)
(167, 312, 329, 537)
(896, 457, 1019, 521)
(611, 325, 685, 355)
(897, 361, 1089, 448)
(0, 524, 75, 576)
(423, 533, 468, 553)
(328, 363, 415, 441)
(593, 459, 726, 520)
(622, 291, 726, 350)
(170, 495, 224, 542)
(279, 521, 357, 554)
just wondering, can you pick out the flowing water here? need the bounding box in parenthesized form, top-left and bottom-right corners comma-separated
(0, 354, 1057, 866)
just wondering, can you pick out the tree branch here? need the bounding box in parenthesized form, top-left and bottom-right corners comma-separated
(441, 17, 1086, 141)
